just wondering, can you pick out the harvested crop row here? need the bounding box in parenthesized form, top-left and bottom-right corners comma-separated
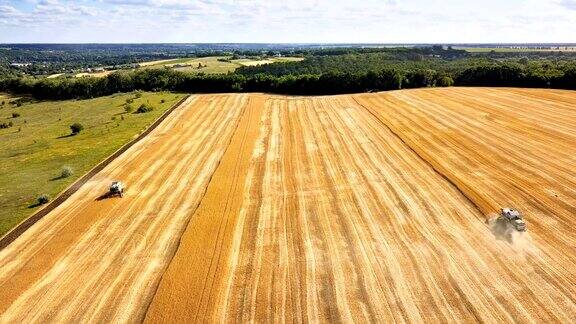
(0, 95, 249, 322)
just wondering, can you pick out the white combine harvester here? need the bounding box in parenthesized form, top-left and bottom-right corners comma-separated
(498, 208, 526, 232)
(489, 207, 527, 242)
(109, 181, 125, 198)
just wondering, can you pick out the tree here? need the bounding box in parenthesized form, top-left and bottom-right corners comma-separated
(37, 194, 50, 205)
(70, 122, 84, 135)
(136, 103, 153, 113)
(438, 76, 454, 87)
(61, 166, 73, 178)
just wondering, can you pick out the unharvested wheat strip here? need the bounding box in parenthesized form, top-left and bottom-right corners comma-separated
(416, 89, 576, 172)
(387, 91, 576, 208)
(359, 93, 542, 213)
(487, 88, 576, 121)
(108, 98, 248, 322)
(409, 90, 576, 221)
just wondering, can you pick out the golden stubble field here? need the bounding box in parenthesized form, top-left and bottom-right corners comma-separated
(0, 88, 575, 323)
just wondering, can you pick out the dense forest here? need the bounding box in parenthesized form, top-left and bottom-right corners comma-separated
(1, 45, 575, 99)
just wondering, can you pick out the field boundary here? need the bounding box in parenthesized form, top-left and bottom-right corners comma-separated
(0, 94, 191, 251)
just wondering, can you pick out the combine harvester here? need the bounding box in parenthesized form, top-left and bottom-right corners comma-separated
(108, 181, 125, 198)
(499, 208, 527, 232)
(489, 207, 527, 242)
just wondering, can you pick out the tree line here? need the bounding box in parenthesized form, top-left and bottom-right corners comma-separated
(0, 61, 575, 100)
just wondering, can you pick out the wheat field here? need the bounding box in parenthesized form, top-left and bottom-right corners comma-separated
(1, 88, 575, 323)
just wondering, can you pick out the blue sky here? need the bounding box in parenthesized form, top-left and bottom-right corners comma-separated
(0, 0, 575, 43)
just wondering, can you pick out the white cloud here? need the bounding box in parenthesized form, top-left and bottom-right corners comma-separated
(559, 0, 576, 9)
(0, 0, 575, 42)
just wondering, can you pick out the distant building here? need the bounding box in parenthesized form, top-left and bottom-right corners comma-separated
(10, 63, 31, 67)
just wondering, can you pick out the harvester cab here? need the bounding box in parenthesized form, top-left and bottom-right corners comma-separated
(109, 181, 125, 198)
(500, 208, 526, 232)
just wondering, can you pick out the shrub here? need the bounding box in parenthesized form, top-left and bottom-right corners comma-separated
(8, 121, 13, 127)
(61, 166, 73, 178)
(0, 122, 10, 129)
(37, 194, 50, 205)
(136, 103, 153, 114)
(124, 104, 133, 113)
(134, 92, 142, 98)
(70, 122, 84, 135)
(126, 98, 134, 104)
(1, 101, 5, 105)
(12, 112, 20, 118)
(160, 99, 166, 103)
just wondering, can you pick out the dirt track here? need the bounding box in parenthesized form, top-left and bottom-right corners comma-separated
(1, 88, 576, 322)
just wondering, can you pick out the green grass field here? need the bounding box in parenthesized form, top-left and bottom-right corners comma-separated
(144, 56, 304, 74)
(56, 56, 304, 78)
(165, 56, 241, 74)
(0, 91, 185, 236)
